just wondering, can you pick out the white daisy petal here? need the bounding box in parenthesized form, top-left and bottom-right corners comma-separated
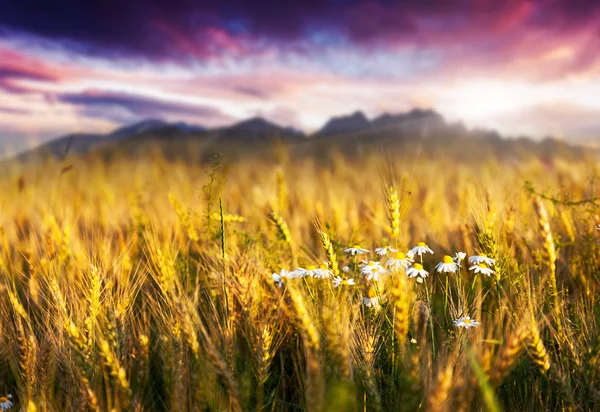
(361, 297, 380, 307)
(469, 264, 495, 276)
(344, 245, 370, 255)
(409, 242, 434, 256)
(406, 263, 429, 279)
(435, 256, 458, 273)
(360, 261, 388, 281)
(453, 316, 481, 328)
(468, 255, 496, 266)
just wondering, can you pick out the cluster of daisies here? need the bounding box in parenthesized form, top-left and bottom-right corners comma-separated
(272, 241, 497, 329)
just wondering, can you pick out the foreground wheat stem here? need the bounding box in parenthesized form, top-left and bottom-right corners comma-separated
(219, 198, 230, 323)
(267, 208, 296, 267)
(423, 278, 436, 358)
(420, 251, 436, 358)
(386, 185, 401, 375)
(533, 197, 562, 336)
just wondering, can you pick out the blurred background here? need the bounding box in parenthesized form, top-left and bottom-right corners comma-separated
(0, 0, 599, 159)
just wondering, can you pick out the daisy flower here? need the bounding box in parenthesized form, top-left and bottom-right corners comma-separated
(468, 254, 495, 266)
(454, 316, 481, 328)
(344, 245, 370, 255)
(410, 242, 434, 256)
(435, 255, 459, 273)
(406, 263, 429, 279)
(332, 276, 355, 288)
(375, 245, 398, 256)
(386, 251, 414, 270)
(0, 395, 12, 411)
(304, 264, 333, 279)
(289, 268, 308, 278)
(362, 297, 380, 307)
(454, 252, 466, 262)
(272, 269, 291, 288)
(469, 263, 495, 277)
(341, 266, 350, 273)
(360, 261, 388, 281)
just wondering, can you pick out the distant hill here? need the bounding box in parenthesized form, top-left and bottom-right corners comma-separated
(7, 109, 588, 164)
(212, 117, 305, 142)
(15, 119, 201, 161)
(315, 108, 447, 138)
(317, 111, 371, 137)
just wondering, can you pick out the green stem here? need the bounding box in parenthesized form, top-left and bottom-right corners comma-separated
(424, 277, 436, 358)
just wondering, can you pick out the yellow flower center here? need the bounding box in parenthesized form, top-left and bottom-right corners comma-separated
(319, 264, 328, 270)
(478, 263, 488, 269)
(353, 245, 362, 249)
(307, 265, 317, 270)
(413, 263, 423, 270)
(367, 288, 377, 298)
(443, 255, 453, 264)
(463, 318, 471, 324)
(417, 242, 426, 246)
(393, 252, 406, 259)
(480, 253, 487, 258)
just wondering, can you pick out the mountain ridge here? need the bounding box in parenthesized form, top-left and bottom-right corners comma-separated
(7, 108, 587, 163)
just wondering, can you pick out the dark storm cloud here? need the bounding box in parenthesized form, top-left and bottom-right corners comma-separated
(2, 0, 598, 62)
(0, 0, 345, 60)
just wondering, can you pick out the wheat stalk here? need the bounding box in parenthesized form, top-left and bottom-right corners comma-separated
(489, 324, 530, 388)
(428, 361, 454, 412)
(533, 196, 561, 335)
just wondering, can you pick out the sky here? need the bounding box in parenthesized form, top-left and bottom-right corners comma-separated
(1, 0, 600, 153)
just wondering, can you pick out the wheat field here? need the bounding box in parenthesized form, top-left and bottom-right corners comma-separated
(0, 148, 599, 411)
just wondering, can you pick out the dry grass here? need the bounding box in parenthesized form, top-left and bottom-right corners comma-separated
(0, 148, 599, 411)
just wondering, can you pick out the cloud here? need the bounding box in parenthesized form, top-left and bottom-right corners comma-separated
(0, 63, 57, 94)
(1, 1, 600, 143)
(1, 0, 599, 71)
(494, 102, 600, 139)
(234, 86, 268, 99)
(0, 66, 56, 82)
(0, 105, 30, 115)
(57, 89, 233, 124)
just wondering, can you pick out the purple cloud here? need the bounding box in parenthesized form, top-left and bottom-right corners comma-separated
(0, 66, 57, 82)
(0, 65, 57, 94)
(58, 89, 231, 123)
(0, 105, 30, 115)
(234, 86, 268, 99)
(2, 0, 599, 63)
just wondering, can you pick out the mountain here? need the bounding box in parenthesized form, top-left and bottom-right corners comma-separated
(15, 133, 105, 161)
(213, 117, 305, 142)
(14, 119, 205, 161)
(371, 108, 446, 134)
(105, 116, 306, 159)
(315, 108, 447, 138)
(6, 109, 588, 164)
(108, 119, 169, 139)
(317, 111, 370, 137)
